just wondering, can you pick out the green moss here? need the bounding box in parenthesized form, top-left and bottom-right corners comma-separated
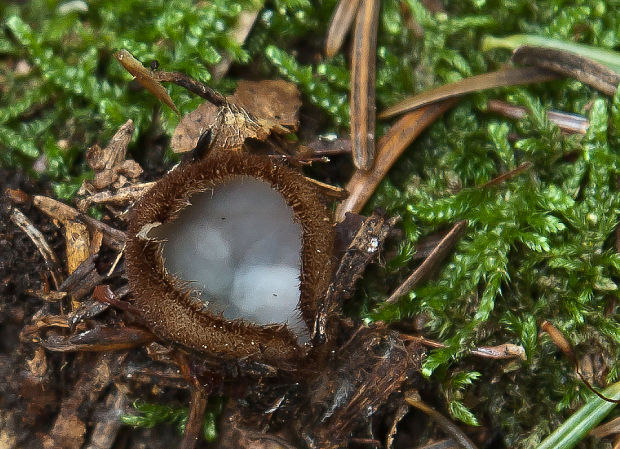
(121, 397, 224, 443)
(2, 0, 619, 447)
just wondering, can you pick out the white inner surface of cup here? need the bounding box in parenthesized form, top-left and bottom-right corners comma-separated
(151, 176, 308, 340)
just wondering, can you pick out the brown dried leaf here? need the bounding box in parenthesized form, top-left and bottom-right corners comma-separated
(171, 80, 301, 153)
(4, 187, 29, 204)
(230, 80, 301, 130)
(171, 102, 219, 153)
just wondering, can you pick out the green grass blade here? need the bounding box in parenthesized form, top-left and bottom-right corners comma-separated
(535, 381, 620, 449)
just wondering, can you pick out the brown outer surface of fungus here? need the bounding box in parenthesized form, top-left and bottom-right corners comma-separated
(125, 150, 335, 367)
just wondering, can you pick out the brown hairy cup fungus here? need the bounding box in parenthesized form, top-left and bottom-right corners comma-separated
(125, 149, 334, 368)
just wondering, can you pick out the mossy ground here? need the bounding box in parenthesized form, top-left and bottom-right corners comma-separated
(1, 0, 619, 447)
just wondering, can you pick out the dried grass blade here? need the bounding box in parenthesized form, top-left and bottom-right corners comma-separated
(336, 99, 457, 222)
(535, 381, 620, 449)
(114, 50, 179, 114)
(479, 161, 533, 189)
(350, 0, 380, 170)
(325, 0, 362, 57)
(42, 326, 155, 352)
(512, 46, 620, 96)
(379, 67, 558, 119)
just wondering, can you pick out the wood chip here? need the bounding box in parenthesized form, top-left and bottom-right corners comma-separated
(42, 352, 127, 449)
(590, 416, 620, 439)
(314, 211, 397, 343)
(64, 220, 90, 275)
(179, 388, 208, 449)
(99, 119, 135, 170)
(34, 195, 126, 251)
(76, 182, 155, 212)
(84, 387, 128, 449)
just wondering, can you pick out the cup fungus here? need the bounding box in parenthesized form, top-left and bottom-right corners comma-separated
(125, 150, 334, 368)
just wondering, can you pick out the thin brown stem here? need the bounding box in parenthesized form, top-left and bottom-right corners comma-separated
(479, 162, 533, 189)
(386, 220, 467, 304)
(179, 388, 208, 449)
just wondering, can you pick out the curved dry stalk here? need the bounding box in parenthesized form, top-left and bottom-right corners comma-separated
(379, 67, 558, 119)
(336, 99, 457, 222)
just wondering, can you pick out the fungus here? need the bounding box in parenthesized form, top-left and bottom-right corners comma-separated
(125, 150, 334, 366)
